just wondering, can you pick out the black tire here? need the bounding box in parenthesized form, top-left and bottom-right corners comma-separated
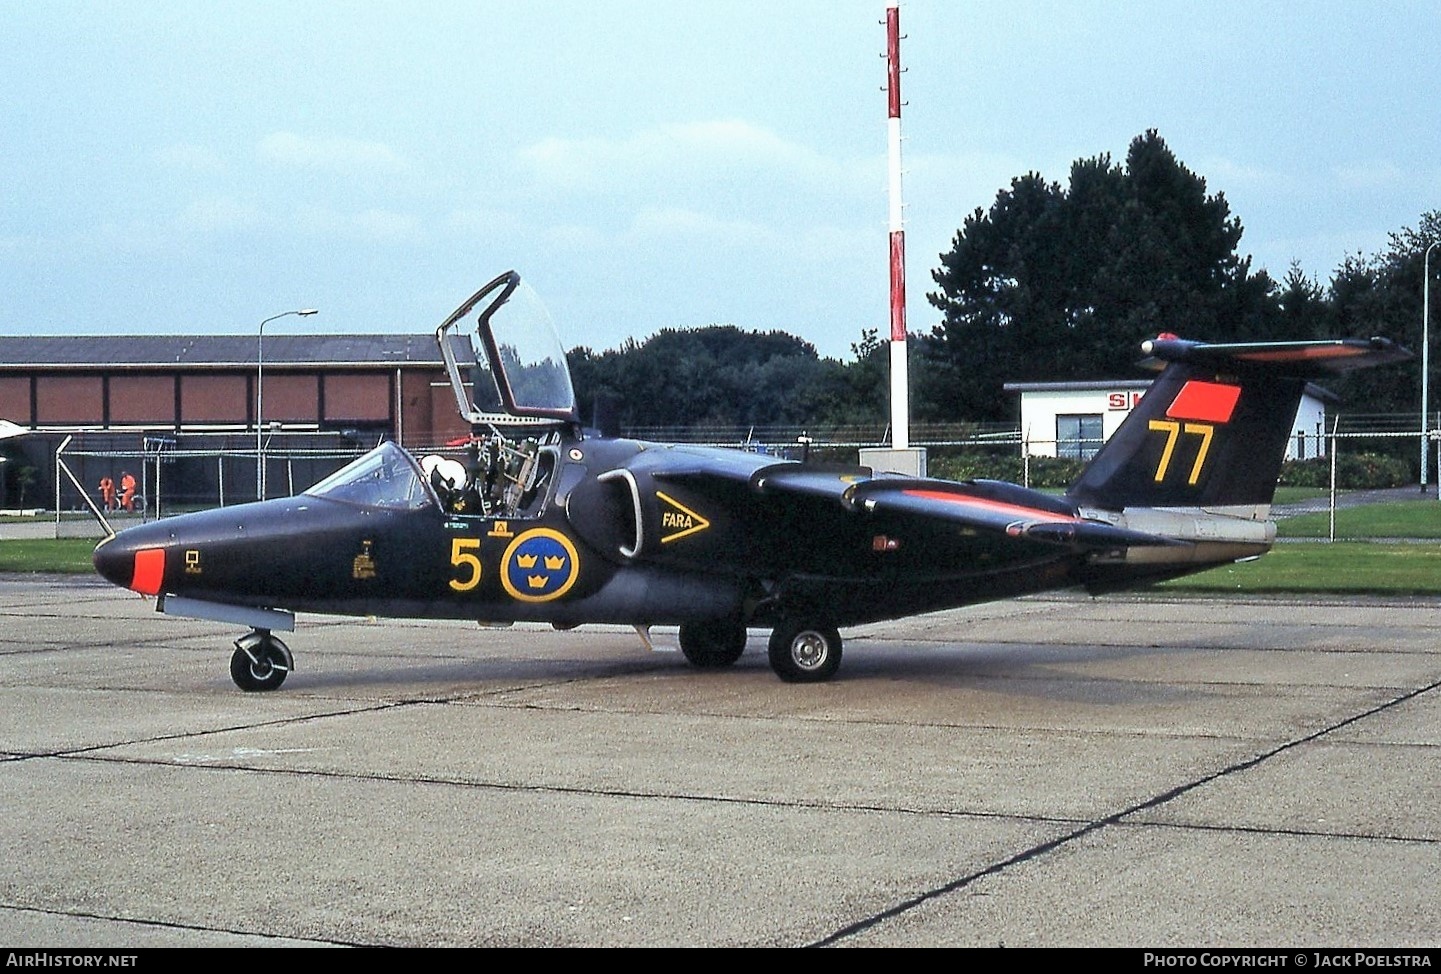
(230, 636, 290, 692)
(678, 620, 747, 668)
(767, 623, 842, 683)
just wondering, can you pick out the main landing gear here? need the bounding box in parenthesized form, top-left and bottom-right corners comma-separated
(230, 630, 293, 692)
(767, 622, 842, 683)
(677, 619, 748, 668)
(677, 618, 844, 683)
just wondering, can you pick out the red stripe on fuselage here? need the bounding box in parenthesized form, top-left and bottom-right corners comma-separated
(131, 547, 165, 596)
(900, 490, 1080, 523)
(1167, 380, 1241, 423)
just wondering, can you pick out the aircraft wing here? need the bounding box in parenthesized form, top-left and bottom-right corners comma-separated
(657, 461, 1186, 551)
(838, 480, 1185, 548)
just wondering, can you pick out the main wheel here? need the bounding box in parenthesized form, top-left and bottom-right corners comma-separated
(678, 620, 747, 669)
(230, 634, 291, 692)
(767, 623, 842, 683)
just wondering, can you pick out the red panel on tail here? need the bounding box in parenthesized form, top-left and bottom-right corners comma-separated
(1166, 380, 1241, 424)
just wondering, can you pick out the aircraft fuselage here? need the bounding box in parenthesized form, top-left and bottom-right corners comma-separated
(93, 434, 1092, 632)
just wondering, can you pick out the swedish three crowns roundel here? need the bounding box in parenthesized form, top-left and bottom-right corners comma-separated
(501, 528, 581, 602)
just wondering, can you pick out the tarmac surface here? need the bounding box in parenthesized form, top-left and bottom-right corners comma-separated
(0, 574, 1437, 947)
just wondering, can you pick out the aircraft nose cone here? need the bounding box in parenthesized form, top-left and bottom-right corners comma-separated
(92, 535, 131, 588)
(93, 533, 166, 595)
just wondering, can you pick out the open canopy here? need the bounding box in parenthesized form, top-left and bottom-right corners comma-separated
(436, 271, 578, 427)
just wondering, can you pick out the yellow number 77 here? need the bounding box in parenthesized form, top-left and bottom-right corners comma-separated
(1148, 420, 1216, 485)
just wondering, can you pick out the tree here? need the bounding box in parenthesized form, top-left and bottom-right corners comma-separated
(12, 465, 36, 509)
(927, 130, 1279, 420)
(1275, 262, 1329, 341)
(1326, 211, 1441, 419)
(799, 328, 893, 426)
(567, 326, 847, 430)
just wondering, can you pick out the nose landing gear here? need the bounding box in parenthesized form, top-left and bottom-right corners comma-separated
(230, 630, 293, 692)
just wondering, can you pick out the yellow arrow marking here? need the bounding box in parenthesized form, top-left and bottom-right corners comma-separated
(656, 491, 712, 544)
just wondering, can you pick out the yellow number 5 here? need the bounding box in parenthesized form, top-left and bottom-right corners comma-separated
(449, 538, 482, 592)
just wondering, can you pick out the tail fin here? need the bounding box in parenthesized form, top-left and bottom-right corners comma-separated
(1066, 336, 1410, 511)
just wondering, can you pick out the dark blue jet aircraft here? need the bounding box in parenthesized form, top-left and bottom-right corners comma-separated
(94, 271, 1410, 689)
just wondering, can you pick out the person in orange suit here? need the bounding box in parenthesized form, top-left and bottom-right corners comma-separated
(98, 475, 115, 512)
(120, 471, 137, 512)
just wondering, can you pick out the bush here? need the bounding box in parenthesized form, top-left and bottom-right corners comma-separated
(1279, 452, 1411, 490)
(929, 453, 1085, 488)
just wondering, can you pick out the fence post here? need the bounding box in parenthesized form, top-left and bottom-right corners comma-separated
(52, 435, 114, 539)
(53, 434, 66, 529)
(1433, 410, 1440, 502)
(1328, 416, 1339, 542)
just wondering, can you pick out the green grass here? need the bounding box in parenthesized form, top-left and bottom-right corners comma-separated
(1157, 542, 1441, 595)
(1277, 500, 1441, 539)
(1271, 486, 1330, 504)
(0, 538, 100, 573)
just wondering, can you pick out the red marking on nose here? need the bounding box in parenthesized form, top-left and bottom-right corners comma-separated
(132, 547, 165, 596)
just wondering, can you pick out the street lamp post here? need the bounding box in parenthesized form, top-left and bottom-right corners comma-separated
(257, 308, 318, 500)
(1423, 243, 1437, 497)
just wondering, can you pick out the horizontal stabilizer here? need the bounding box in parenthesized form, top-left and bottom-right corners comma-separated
(1140, 336, 1411, 377)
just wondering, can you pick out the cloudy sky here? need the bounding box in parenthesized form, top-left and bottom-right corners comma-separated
(2, 1, 1436, 359)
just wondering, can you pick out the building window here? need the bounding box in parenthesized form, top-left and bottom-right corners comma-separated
(1057, 414, 1103, 460)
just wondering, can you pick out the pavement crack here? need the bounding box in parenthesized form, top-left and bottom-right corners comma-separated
(6, 702, 411, 762)
(807, 676, 1441, 947)
(0, 902, 366, 946)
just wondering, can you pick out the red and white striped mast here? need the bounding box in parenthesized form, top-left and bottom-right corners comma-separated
(885, 2, 909, 450)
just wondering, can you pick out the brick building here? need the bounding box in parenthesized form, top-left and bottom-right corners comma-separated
(0, 334, 470, 510)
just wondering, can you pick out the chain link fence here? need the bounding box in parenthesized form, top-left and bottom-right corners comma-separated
(50, 430, 386, 537)
(14, 416, 1437, 539)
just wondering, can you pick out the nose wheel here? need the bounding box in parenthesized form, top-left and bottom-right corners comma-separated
(230, 630, 293, 692)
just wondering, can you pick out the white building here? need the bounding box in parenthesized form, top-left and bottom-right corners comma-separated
(1003, 380, 1334, 462)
